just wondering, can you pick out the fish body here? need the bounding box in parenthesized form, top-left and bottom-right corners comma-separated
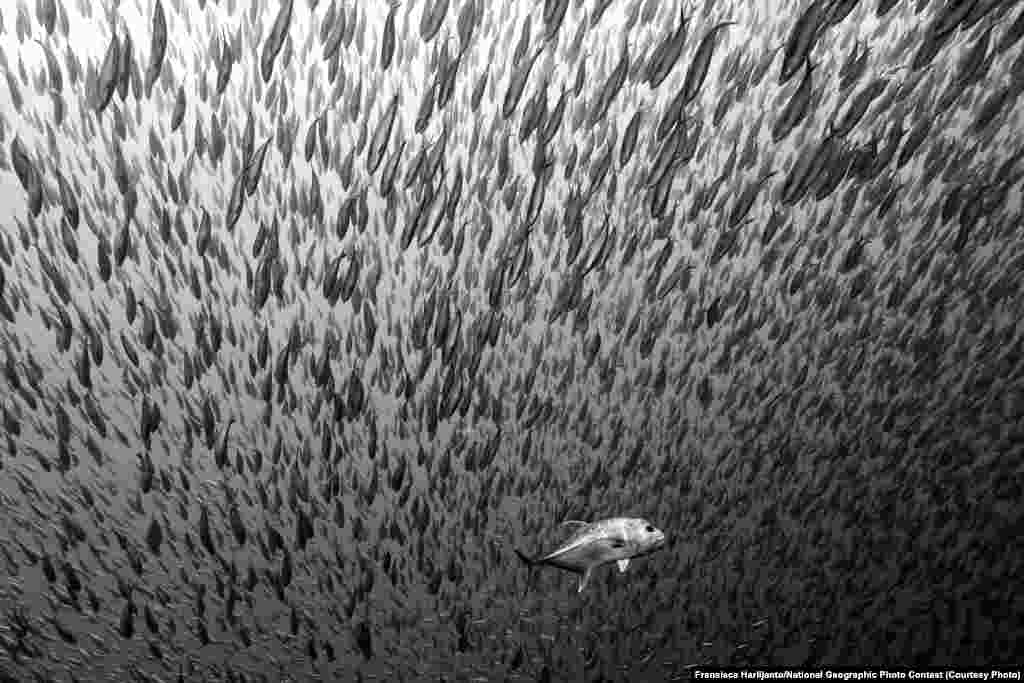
(515, 517, 666, 592)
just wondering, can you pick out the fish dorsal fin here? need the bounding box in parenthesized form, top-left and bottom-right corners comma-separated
(617, 559, 630, 573)
(577, 567, 592, 593)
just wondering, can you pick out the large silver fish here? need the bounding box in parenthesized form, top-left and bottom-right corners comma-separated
(515, 517, 666, 592)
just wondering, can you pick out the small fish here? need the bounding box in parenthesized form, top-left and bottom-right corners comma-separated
(502, 45, 545, 120)
(644, 5, 689, 89)
(261, 0, 293, 82)
(381, 0, 400, 70)
(144, 0, 166, 97)
(772, 59, 815, 142)
(680, 21, 735, 109)
(95, 29, 120, 113)
(779, 0, 829, 84)
(420, 0, 449, 43)
(514, 518, 666, 592)
(367, 94, 400, 176)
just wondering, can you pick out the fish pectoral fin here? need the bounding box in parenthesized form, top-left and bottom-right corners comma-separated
(617, 559, 630, 573)
(577, 568, 592, 593)
(609, 538, 627, 549)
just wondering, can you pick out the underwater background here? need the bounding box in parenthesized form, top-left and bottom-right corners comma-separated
(0, 0, 1022, 679)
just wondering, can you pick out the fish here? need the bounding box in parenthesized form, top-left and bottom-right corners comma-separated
(143, 0, 167, 99)
(772, 58, 815, 142)
(381, 0, 401, 70)
(514, 518, 667, 592)
(502, 45, 545, 120)
(644, 5, 689, 89)
(680, 21, 735, 109)
(261, 0, 293, 82)
(94, 28, 120, 113)
(367, 94, 400, 176)
(779, 0, 830, 84)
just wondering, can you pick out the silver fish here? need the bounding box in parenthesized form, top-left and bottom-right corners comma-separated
(515, 517, 666, 592)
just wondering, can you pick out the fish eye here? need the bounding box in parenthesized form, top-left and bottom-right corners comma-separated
(645, 525, 654, 533)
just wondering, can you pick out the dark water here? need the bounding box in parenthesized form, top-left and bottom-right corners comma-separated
(0, 0, 1022, 679)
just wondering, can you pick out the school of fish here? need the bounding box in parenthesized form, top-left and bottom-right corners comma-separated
(0, 0, 1021, 678)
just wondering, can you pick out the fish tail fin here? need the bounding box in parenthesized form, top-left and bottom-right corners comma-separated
(514, 548, 535, 567)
